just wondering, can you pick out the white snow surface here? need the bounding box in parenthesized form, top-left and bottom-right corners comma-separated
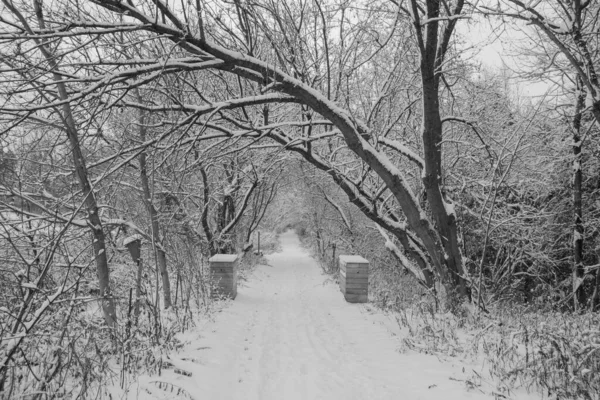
(126, 231, 540, 400)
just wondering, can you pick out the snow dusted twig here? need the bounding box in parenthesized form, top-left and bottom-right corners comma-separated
(378, 137, 425, 169)
(377, 225, 429, 285)
(0, 281, 78, 381)
(321, 192, 353, 233)
(122, 93, 299, 114)
(420, 14, 470, 25)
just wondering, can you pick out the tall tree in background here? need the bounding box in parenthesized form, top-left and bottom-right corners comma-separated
(481, 0, 600, 309)
(572, 76, 587, 309)
(137, 102, 172, 309)
(0, 0, 117, 326)
(486, 1, 600, 126)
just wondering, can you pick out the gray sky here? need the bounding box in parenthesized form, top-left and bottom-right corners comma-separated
(457, 15, 552, 98)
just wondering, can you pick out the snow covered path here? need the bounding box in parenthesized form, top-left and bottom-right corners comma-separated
(134, 231, 506, 400)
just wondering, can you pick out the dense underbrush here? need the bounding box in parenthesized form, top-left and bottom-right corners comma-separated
(367, 260, 600, 399)
(1, 296, 193, 399)
(0, 245, 268, 400)
(381, 293, 600, 399)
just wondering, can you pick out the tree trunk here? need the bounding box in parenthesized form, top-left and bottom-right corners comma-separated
(137, 106, 172, 309)
(28, 0, 117, 326)
(572, 76, 586, 310)
(416, 0, 467, 301)
(591, 263, 600, 311)
(199, 166, 215, 256)
(421, 75, 467, 299)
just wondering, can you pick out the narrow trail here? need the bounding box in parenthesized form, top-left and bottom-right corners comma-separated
(134, 231, 501, 399)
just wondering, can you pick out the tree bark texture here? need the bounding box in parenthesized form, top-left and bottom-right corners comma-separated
(572, 77, 586, 310)
(138, 107, 172, 309)
(26, 0, 118, 326)
(411, 0, 468, 299)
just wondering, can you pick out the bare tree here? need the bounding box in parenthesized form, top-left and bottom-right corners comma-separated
(0, 0, 117, 326)
(136, 94, 172, 309)
(480, 0, 600, 309)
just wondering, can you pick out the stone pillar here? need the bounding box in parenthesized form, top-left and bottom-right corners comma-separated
(209, 254, 238, 299)
(339, 255, 369, 303)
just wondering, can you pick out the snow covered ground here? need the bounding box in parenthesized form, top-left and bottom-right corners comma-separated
(127, 230, 541, 400)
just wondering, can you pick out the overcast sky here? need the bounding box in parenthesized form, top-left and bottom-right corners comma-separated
(456, 15, 552, 99)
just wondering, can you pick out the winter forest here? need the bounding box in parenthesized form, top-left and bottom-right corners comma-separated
(1, 0, 599, 399)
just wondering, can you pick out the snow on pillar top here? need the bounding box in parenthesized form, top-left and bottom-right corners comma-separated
(209, 254, 238, 263)
(339, 255, 369, 264)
